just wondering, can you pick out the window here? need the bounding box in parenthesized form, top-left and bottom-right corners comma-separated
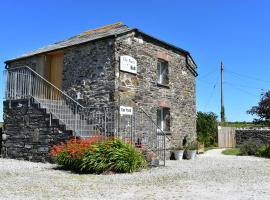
(157, 108, 170, 132)
(157, 59, 169, 85)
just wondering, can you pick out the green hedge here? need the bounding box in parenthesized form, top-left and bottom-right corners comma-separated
(238, 140, 270, 158)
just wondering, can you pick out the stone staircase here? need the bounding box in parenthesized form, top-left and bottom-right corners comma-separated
(5, 66, 167, 165)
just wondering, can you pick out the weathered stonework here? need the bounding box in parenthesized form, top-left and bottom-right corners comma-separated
(62, 38, 116, 107)
(2, 100, 72, 162)
(114, 32, 196, 147)
(235, 129, 270, 145)
(3, 26, 197, 161)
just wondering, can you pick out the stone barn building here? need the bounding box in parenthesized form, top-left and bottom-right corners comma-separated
(2, 23, 197, 164)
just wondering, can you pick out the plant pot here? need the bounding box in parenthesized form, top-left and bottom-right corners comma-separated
(170, 150, 184, 160)
(172, 150, 184, 160)
(185, 150, 197, 160)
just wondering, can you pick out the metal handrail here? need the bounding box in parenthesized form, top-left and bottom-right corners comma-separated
(5, 66, 167, 165)
(139, 106, 170, 141)
(7, 66, 85, 108)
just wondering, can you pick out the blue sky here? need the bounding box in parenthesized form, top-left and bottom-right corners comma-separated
(1, 0, 270, 122)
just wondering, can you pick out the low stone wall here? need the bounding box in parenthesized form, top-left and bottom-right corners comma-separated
(2, 100, 72, 162)
(235, 129, 270, 145)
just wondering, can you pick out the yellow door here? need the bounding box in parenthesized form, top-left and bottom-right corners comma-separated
(46, 51, 63, 89)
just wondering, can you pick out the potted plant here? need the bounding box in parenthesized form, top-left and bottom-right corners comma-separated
(185, 141, 197, 160)
(170, 145, 184, 160)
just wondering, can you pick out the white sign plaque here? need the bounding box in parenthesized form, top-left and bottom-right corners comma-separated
(120, 55, 137, 74)
(120, 106, 133, 115)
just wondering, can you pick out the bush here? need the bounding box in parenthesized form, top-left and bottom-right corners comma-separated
(81, 139, 146, 173)
(50, 137, 146, 174)
(185, 141, 197, 150)
(256, 145, 270, 158)
(239, 139, 262, 156)
(50, 136, 104, 171)
(196, 112, 218, 147)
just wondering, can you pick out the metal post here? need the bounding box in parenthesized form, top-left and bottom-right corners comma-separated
(221, 61, 225, 123)
(163, 130, 166, 166)
(28, 71, 32, 107)
(104, 108, 107, 137)
(75, 103, 78, 140)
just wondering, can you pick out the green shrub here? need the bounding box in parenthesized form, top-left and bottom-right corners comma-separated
(51, 138, 146, 174)
(185, 141, 197, 150)
(239, 140, 262, 156)
(56, 150, 82, 171)
(196, 112, 218, 147)
(50, 136, 104, 171)
(256, 145, 270, 158)
(81, 139, 146, 173)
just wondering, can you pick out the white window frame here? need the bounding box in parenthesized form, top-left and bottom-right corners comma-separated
(157, 60, 169, 85)
(157, 108, 170, 132)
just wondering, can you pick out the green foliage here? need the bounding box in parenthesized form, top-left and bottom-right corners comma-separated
(235, 140, 270, 158)
(222, 121, 264, 128)
(247, 90, 270, 125)
(196, 111, 218, 147)
(222, 148, 241, 155)
(81, 139, 146, 173)
(170, 145, 184, 150)
(52, 138, 146, 174)
(256, 145, 270, 158)
(185, 141, 197, 150)
(56, 150, 82, 171)
(239, 139, 262, 156)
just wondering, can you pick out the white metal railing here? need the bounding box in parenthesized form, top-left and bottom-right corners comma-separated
(5, 66, 166, 165)
(5, 66, 91, 137)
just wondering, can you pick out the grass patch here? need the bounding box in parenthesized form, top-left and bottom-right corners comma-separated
(222, 148, 241, 155)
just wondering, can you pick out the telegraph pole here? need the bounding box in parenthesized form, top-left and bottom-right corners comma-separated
(220, 61, 225, 123)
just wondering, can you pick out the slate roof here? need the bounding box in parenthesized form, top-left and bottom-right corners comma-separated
(6, 23, 132, 63)
(5, 22, 195, 69)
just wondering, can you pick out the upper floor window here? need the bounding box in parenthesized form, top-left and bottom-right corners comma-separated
(157, 59, 169, 86)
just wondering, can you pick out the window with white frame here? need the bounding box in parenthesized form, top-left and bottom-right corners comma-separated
(157, 108, 170, 132)
(157, 59, 169, 85)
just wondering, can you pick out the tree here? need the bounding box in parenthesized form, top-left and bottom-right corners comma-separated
(196, 112, 218, 147)
(247, 90, 270, 125)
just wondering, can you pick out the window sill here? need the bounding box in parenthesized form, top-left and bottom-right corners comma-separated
(157, 130, 171, 135)
(157, 83, 170, 88)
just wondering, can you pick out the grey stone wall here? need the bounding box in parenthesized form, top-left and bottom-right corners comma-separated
(2, 100, 72, 162)
(4, 31, 197, 161)
(8, 38, 116, 108)
(235, 129, 270, 145)
(62, 38, 116, 107)
(114, 32, 197, 147)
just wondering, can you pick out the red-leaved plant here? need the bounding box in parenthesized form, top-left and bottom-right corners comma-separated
(50, 134, 106, 159)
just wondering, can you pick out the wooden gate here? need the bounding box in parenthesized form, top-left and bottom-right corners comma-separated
(218, 126, 236, 148)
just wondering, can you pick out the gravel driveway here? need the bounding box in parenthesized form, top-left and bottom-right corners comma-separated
(1, 149, 270, 200)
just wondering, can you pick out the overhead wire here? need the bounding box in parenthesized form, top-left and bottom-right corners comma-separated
(203, 75, 219, 110)
(225, 69, 270, 83)
(224, 82, 259, 97)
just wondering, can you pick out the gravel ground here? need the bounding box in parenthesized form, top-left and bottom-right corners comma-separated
(1, 149, 270, 200)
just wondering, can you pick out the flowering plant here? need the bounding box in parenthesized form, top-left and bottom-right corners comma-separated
(50, 134, 105, 159)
